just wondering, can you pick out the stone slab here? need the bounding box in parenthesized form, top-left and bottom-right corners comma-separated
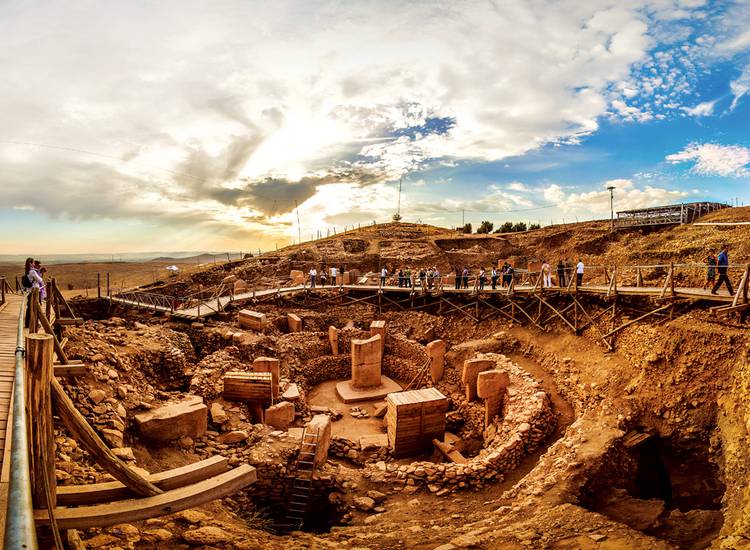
(287, 313, 302, 332)
(462, 358, 495, 401)
(369, 320, 386, 353)
(134, 395, 207, 442)
(307, 414, 332, 467)
(335, 376, 402, 404)
(477, 370, 510, 399)
(238, 310, 267, 331)
(290, 270, 305, 284)
(264, 401, 295, 430)
(252, 357, 280, 398)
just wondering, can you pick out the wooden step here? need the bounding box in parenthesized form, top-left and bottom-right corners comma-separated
(35, 464, 256, 529)
(57, 456, 229, 506)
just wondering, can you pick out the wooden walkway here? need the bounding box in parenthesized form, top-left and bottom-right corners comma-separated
(108, 280, 737, 321)
(0, 293, 22, 544)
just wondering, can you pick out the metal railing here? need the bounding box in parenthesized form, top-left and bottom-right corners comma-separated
(3, 293, 38, 549)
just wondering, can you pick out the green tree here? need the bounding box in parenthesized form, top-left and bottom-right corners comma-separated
(495, 221, 514, 233)
(461, 222, 473, 234)
(512, 221, 527, 232)
(476, 220, 494, 234)
(529, 223, 541, 230)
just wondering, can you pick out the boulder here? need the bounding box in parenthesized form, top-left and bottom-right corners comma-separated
(264, 401, 295, 430)
(134, 396, 207, 442)
(281, 383, 301, 402)
(182, 526, 231, 545)
(353, 496, 375, 512)
(89, 389, 107, 404)
(210, 402, 229, 425)
(217, 430, 248, 444)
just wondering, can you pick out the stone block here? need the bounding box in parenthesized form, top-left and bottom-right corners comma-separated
(477, 370, 510, 399)
(426, 339, 446, 383)
(253, 357, 280, 398)
(264, 401, 295, 430)
(307, 414, 332, 467)
(233, 279, 248, 293)
(281, 383, 301, 402)
(369, 320, 387, 353)
(210, 402, 229, 425)
(223, 372, 273, 403)
(287, 313, 303, 332)
(329, 326, 339, 355)
(238, 310, 267, 331)
(461, 358, 495, 401)
(290, 270, 305, 285)
(351, 334, 383, 389)
(134, 395, 207, 442)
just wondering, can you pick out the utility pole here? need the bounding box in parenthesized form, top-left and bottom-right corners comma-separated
(607, 185, 616, 232)
(294, 200, 302, 244)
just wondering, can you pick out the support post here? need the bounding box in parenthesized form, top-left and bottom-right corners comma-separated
(29, 287, 40, 333)
(26, 333, 56, 509)
(636, 267, 643, 287)
(106, 273, 111, 297)
(97, 273, 101, 299)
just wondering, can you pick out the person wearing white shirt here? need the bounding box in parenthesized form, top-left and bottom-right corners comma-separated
(330, 266, 337, 285)
(380, 267, 388, 287)
(576, 259, 584, 287)
(309, 267, 317, 288)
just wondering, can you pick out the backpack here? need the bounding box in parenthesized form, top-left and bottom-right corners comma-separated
(22, 273, 33, 289)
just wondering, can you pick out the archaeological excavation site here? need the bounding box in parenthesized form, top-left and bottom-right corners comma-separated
(2, 211, 749, 550)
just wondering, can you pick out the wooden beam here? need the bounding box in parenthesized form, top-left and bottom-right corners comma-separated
(51, 377, 162, 497)
(34, 464, 257, 529)
(536, 296, 577, 333)
(711, 303, 750, 317)
(57, 456, 229, 506)
(34, 300, 68, 364)
(603, 303, 674, 338)
(731, 264, 749, 307)
(54, 361, 87, 377)
(571, 297, 614, 351)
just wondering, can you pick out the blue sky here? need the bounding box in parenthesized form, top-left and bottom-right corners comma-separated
(1, 0, 749, 254)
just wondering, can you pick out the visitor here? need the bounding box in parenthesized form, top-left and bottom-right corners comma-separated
(433, 267, 440, 289)
(427, 267, 434, 289)
(398, 268, 404, 288)
(491, 266, 498, 289)
(39, 266, 48, 300)
(541, 260, 552, 288)
(576, 258, 584, 287)
(419, 268, 426, 288)
(712, 244, 733, 295)
(330, 265, 337, 286)
(309, 267, 317, 288)
(479, 267, 486, 290)
(504, 264, 514, 287)
(380, 266, 388, 287)
(319, 270, 327, 286)
(462, 267, 469, 289)
(404, 266, 412, 288)
(556, 259, 566, 288)
(454, 267, 461, 289)
(703, 249, 717, 290)
(23, 258, 44, 327)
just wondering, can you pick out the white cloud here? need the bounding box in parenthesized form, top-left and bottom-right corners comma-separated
(547, 179, 689, 214)
(0, 0, 716, 246)
(682, 99, 717, 116)
(507, 182, 529, 192)
(729, 65, 750, 111)
(666, 143, 750, 177)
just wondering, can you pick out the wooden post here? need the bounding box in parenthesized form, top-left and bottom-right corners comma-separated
(731, 264, 750, 307)
(26, 333, 56, 508)
(52, 278, 61, 320)
(636, 267, 643, 287)
(106, 273, 110, 297)
(670, 262, 675, 297)
(34, 299, 68, 364)
(29, 287, 40, 333)
(51, 377, 162, 496)
(1, 277, 5, 304)
(97, 273, 101, 299)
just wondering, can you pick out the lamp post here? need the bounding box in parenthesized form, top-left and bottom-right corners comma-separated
(607, 185, 616, 232)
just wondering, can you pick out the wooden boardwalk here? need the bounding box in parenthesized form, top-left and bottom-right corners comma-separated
(0, 293, 22, 544)
(108, 280, 737, 321)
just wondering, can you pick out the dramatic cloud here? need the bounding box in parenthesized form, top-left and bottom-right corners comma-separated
(666, 143, 750, 177)
(0, 0, 743, 250)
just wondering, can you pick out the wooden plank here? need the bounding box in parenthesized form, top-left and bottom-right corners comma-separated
(56, 456, 229, 506)
(35, 464, 257, 529)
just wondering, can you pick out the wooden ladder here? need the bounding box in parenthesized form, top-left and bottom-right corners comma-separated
(278, 427, 320, 532)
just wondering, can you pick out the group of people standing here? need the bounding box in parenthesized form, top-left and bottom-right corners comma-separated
(393, 266, 441, 288)
(22, 257, 47, 299)
(308, 265, 342, 288)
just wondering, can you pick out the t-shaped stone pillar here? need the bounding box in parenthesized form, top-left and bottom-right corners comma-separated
(252, 357, 280, 399)
(477, 370, 510, 427)
(306, 414, 332, 467)
(369, 320, 386, 353)
(329, 326, 339, 355)
(351, 334, 382, 388)
(461, 358, 495, 401)
(426, 339, 446, 383)
(335, 334, 401, 403)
